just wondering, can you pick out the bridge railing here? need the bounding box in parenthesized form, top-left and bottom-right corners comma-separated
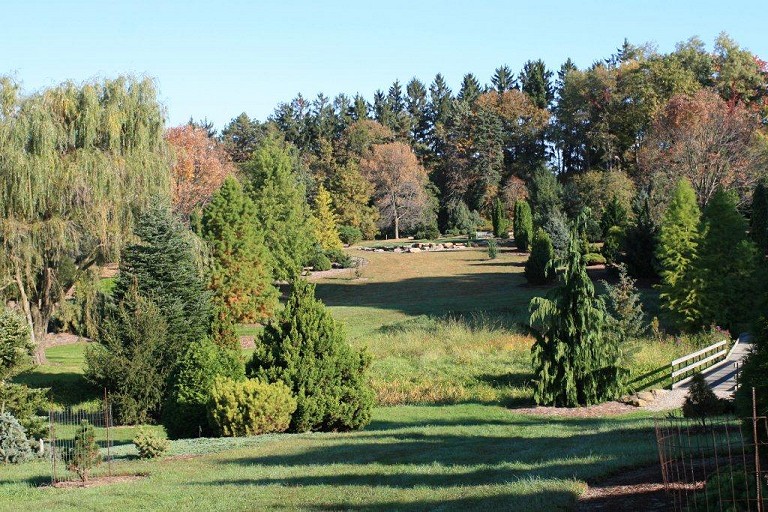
(670, 339, 728, 389)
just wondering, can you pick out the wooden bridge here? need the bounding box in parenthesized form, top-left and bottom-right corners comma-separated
(673, 333, 753, 398)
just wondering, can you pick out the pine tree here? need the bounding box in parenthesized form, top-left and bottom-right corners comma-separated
(697, 188, 759, 330)
(514, 200, 534, 252)
(85, 288, 170, 424)
(657, 179, 702, 329)
(67, 420, 101, 482)
(313, 185, 343, 250)
(114, 203, 211, 350)
(525, 228, 555, 285)
(243, 135, 317, 280)
(247, 280, 373, 432)
(330, 161, 379, 239)
(202, 177, 278, 327)
(602, 264, 646, 343)
(623, 190, 659, 278)
(491, 197, 509, 237)
(600, 195, 628, 237)
(529, 235, 624, 406)
(751, 181, 768, 255)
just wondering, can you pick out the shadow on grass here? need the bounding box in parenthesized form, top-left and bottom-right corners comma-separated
(13, 372, 100, 407)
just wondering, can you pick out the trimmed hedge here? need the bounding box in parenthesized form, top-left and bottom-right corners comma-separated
(207, 378, 297, 437)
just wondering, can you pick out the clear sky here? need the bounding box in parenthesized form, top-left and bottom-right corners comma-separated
(3, 1, 766, 129)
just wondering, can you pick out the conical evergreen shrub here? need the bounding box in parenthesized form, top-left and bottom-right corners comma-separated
(247, 280, 373, 432)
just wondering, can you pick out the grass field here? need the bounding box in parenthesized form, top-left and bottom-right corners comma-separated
(4, 244, 699, 510)
(0, 404, 663, 511)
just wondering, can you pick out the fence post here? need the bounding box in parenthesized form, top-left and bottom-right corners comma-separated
(754, 387, 763, 512)
(49, 409, 55, 485)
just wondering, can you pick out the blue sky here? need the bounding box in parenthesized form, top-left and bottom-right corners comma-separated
(3, 1, 766, 129)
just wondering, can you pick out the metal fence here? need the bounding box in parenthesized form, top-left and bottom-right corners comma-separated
(655, 391, 767, 511)
(49, 398, 114, 484)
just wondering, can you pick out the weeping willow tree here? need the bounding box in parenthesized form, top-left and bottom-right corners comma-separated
(0, 76, 171, 362)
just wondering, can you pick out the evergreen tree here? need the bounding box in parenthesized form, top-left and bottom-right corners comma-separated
(202, 177, 278, 326)
(243, 135, 317, 280)
(491, 65, 515, 93)
(697, 188, 759, 330)
(247, 280, 374, 432)
(514, 200, 534, 252)
(525, 228, 555, 285)
(219, 113, 265, 163)
(328, 161, 378, 239)
(602, 264, 646, 343)
(491, 197, 509, 237)
(313, 184, 343, 250)
(114, 203, 211, 350)
(623, 190, 659, 278)
(529, 235, 624, 406)
(519, 59, 554, 109)
(600, 195, 628, 238)
(85, 288, 170, 424)
(67, 420, 101, 482)
(528, 165, 563, 224)
(162, 338, 243, 439)
(657, 179, 702, 329)
(751, 181, 768, 255)
(457, 73, 482, 104)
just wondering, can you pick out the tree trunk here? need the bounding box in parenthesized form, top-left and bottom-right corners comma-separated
(14, 270, 48, 364)
(394, 216, 400, 240)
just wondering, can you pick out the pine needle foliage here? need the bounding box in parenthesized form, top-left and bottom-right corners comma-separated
(247, 280, 374, 432)
(491, 197, 509, 238)
(657, 179, 702, 330)
(114, 203, 212, 351)
(697, 188, 759, 330)
(313, 184, 343, 250)
(243, 135, 317, 281)
(202, 177, 278, 325)
(0, 76, 171, 361)
(525, 228, 554, 285)
(529, 235, 625, 407)
(513, 200, 533, 252)
(67, 420, 101, 482)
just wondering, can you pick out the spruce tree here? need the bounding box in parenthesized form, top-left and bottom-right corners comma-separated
(491, 197, 509, 238)
(602, 264, 646, 343)
(313, 184, 343, 250)
(202, 177, 278, 326)
(600, 195, 628, 238)
(525, 228, 555, 285)
(514, 200, 534, 252)
(529, 234, 624, 407)
(243, 135, 317, 280)
(657, 179, 702, 330)
(697, 188, 759, 330)
(623, 190, 659, 278)
(247, 280, 373, 432)
(114, 203, 211, 350)
(751, 181, 768, 255)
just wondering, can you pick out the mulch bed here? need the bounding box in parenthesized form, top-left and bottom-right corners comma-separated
(512, 401, 638, 418)
(574, 464, 674, 511)
(50, 474, 147, 489)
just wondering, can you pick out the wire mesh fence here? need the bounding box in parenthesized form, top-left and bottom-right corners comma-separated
(49, 397, 114, 485)
(655, 400, 767, 511)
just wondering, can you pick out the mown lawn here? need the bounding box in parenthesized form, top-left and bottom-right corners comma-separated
(0, 404, 662, 512)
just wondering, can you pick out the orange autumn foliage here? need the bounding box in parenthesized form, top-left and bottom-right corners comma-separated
(166, 125, 236, 216)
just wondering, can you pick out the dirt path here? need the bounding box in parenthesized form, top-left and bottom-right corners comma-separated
(575, 464, 673, 511)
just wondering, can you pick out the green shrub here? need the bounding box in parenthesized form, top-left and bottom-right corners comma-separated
(162, 339, 244, 439)
(0, 384, 48, 438)
(491, 198, 509, 238)
(324, 248, 353, 268)
(247, 280, 374, 432)
(66, 420, 101, 482)
(0, 412, 33, 464)
(525, 229, 554, 285)
(584, 253, 606, 266)
(682, 373, 729, 426)
(413, 220, 440, 241)
(308, 250, 332, 271)
(207, 378, 296, 437)
(487, 239, 498, 259)
(513, 200, 533, 252)
(133, 428, 170, 459)
(602, 225, 624, 264)
(338, 225, 363, 245)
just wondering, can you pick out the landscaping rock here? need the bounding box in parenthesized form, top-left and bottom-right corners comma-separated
(408, 247, 421, 253)
(637, 391, 655, 402)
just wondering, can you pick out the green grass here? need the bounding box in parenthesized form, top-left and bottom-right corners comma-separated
(13, 343, 100, 409)
(0, 404, 662, 512)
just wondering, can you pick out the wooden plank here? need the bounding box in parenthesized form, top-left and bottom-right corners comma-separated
(671, 340, 727, 367)
(671, 349, 728, 379)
